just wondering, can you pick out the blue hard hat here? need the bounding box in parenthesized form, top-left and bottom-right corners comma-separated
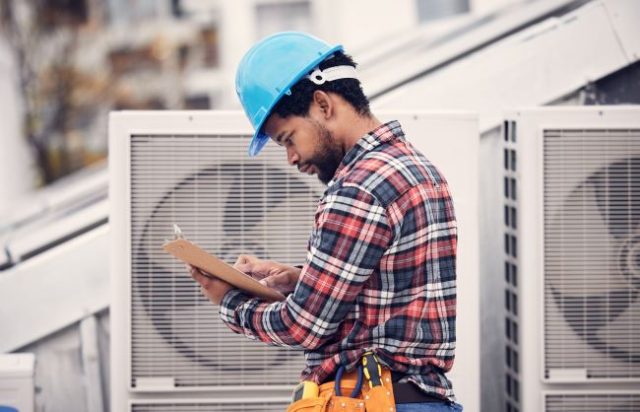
(236, 32, 343, 156)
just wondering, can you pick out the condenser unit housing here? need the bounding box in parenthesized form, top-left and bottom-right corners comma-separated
(110, 111, 480, 410)
(500, 107, 640, 412)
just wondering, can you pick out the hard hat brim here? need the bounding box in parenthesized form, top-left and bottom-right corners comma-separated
(248, 131, 270, 157)
(247, 43, 344, 157)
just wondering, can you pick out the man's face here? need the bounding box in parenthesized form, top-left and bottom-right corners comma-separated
(263, 114, 343, 185)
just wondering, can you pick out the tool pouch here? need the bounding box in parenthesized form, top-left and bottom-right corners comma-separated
(286, 396, 329, 412)
(287, 365, 396, 412)
(326, 396, 366, 411)
(363, 383, 395, 412)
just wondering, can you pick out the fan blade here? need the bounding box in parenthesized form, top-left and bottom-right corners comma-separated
(589, 157, 640, 239)
(550, 286, 640, 363)
(222, 163, 315, 233)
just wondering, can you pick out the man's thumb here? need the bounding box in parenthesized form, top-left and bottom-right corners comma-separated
(260, 273, 287, 288)
(259, 278, 271, 287)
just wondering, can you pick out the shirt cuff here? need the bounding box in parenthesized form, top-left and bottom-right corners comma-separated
(219, 288, 251, 328)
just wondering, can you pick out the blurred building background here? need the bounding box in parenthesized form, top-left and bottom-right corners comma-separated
(1, 0, 499, 195)
(0, 0, 519, 196)
(1, 0, 639, 411)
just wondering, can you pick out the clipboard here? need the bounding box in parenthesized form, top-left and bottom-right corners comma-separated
(163, 238, 286, 302)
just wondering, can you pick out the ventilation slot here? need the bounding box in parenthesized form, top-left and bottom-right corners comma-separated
(503, 120, 520, 409)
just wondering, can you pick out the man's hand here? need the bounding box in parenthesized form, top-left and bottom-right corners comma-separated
(234, 255, 301, 294)
(188, 264, 233, 305)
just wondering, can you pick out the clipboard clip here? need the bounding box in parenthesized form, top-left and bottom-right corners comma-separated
(173, 224, 184, 240)
(164, 224, 185, 245)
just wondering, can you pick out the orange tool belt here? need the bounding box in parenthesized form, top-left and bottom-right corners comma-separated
(287, 352, 396, 412)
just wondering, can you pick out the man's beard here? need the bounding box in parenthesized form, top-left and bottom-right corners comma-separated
(305, 121, 343, 185)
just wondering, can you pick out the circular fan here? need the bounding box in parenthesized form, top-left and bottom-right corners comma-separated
(547, 157, 640, 365)
(133, 162, 321, 372)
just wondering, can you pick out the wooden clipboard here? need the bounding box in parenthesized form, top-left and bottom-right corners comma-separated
(163, 238, 286, 302)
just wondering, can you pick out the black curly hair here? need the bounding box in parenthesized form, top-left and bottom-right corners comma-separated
(270, 51, 371, 119)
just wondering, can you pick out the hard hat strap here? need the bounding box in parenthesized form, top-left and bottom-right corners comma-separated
(307, 65, 359, 85)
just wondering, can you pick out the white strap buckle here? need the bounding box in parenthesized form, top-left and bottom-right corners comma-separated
(307, 65, 359, 85)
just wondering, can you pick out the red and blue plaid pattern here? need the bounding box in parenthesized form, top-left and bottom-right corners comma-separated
(220, 120, 457, 400)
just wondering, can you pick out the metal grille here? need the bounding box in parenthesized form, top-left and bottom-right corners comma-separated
(503, 120, 520, 411)
(543, 128, 640, 380)
(131, 400, 289, 412)
(545, 393, 640, 412)
(129, 134, 324, 389)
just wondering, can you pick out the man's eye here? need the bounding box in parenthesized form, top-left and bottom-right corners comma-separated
(285, 136, 293, 145)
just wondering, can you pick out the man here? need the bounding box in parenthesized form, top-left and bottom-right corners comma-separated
(189, 31, 461, 412)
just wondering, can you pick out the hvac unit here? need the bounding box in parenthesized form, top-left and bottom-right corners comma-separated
(110, 111, 479, 410)
(110, 111, 320, 410)
(500, 107, 640, 412)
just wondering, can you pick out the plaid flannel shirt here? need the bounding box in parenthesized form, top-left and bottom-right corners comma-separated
(220, 120, 457, 400)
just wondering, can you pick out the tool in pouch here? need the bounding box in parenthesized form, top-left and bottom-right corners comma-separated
(286, 352, 396, 412)
(362, 352, 382, 389)
(292, 380, 320, 402)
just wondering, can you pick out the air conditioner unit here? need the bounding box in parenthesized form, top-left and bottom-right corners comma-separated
(500, 107, 640, 412)
(110, 111, 479, 410)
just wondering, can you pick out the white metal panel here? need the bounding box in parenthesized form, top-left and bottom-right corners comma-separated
(353, 13, 475, 69)
(1, 164, 108, 268)
(0, 164, 107, 234)
(603, 0, 640, 61)
(359, 0, 579, 98)
(374, 0, 640, 132)
(7, 200, 108, 262)
(0, 225, 110, 353)
(478, 125, 507, 412)
(38, 164, 108, 214)
(0, 353, 35, 412)
(0, 200, 46, 237)
(80, 316, 105, 412)
(110, 111, 131, 412)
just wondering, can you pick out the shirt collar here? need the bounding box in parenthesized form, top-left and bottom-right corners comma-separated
(330, 120, 404, 185)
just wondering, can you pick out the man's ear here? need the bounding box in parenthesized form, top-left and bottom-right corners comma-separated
(312, 90, 333, 120)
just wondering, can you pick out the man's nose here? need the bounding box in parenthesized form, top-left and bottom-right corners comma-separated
(286, 147, 299, 166)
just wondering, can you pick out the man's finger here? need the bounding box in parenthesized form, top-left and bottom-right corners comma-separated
(260, 272, 286, 288)
(271, 272, 288, 286)
(190, 267, 212, 287)
(234, 254, 253, 267)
